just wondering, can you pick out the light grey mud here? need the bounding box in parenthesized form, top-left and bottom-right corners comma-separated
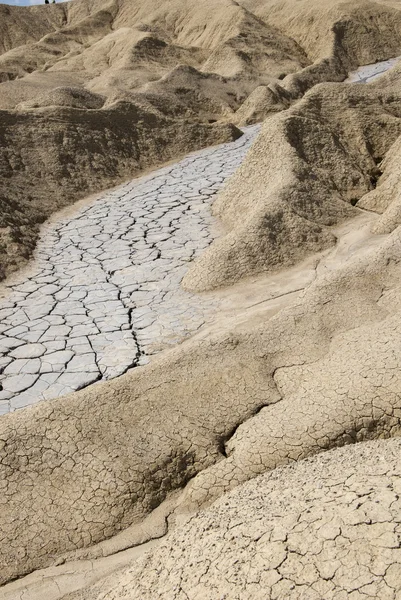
(0, 126, 260, 414)
(346, 56, 401, 83)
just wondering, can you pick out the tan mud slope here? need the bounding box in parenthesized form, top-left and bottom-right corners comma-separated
(183, 76, 401, 290)
(3, 0, 401, 598)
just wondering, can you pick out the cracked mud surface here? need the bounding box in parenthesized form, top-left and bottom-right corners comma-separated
(3, 56, 401, 589)
(76, 438, 401, 600)
(0, 125, 258, 415)
(0, 53, 398, 416)
(346, 57, 401, 83)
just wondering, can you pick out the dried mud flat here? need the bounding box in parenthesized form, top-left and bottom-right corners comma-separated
(3, 0, 401, 599)
(0, 126, 259, 414)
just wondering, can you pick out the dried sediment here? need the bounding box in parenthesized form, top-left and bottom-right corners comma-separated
(239, 0, 401, 99)
(3, 0, 401, 595)
(2, 197, 401, 585)
(0, 127, 259, 414)
(68, 437, 401, 600)
(0, 105, 240, 280)
(0, 0, 307, 279)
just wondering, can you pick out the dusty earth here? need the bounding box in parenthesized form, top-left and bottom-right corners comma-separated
(3, 0, 401, 599)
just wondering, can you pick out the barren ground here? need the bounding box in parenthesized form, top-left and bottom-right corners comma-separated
(3, 0, 401, 598)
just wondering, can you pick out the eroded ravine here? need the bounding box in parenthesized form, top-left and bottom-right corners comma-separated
(0, 52, 399, 416)
(0, 126, 259, 415)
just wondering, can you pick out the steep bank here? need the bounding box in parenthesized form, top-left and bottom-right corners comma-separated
(184, 74, 401, 291)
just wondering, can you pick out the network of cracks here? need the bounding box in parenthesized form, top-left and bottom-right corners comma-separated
(0, 55, 399, 416)
(0, 126, 260, 414)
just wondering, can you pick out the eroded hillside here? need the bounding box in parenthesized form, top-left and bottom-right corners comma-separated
(1, 0, 401, 279)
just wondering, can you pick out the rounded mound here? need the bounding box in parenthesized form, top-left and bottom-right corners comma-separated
(16, 86, 106, 110)
(233, 83, 290, 125)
